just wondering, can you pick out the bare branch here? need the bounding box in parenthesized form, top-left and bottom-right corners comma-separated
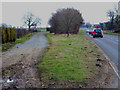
(23, 12, 41, 30)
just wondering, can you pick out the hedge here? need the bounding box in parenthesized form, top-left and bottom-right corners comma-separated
(1, 26, 34, 44)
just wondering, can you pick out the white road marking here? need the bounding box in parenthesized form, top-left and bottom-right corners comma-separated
(109, 62, 120, 80)
(104, 55, 120, 80)
(84, 29, 120, 79)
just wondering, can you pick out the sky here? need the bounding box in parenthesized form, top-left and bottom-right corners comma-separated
(1, 2, 119, 28)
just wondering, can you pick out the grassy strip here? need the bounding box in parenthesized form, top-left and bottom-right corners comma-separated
(0, 47, 1, 52)
(36, 29, 47, 32)
(38, 29, 101, 87)
(1, 32, 37, 52)
(40, 29, 47, 32)
(103, 31, 120, 36)
(45, 33, 52, 45)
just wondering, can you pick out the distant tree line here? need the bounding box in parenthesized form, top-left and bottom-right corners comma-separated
(48, 8, 83, 37)
(0, 25, 35, 44)
(104, 8, 120, 32)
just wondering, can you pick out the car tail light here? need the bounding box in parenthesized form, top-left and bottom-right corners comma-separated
(94, 32, 96, 34)
(101, 31, 103, 34)
(94, 32, 95, 34)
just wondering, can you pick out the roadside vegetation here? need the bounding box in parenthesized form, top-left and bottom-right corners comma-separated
(23, 12, 41, 31)
(1, 32, 37, 52)
(103, 31, 120, 36)
(48, 8, 83, 36)
(0, 25, 41, 52)
(40, 29, 47, 32)
(38, 29, 105, 87)
(0, 46, 2, 52)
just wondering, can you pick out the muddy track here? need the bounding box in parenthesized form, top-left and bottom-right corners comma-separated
(1, 32, 49, 88)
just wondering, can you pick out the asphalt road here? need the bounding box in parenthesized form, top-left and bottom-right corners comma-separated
(84, 28, 119, 69)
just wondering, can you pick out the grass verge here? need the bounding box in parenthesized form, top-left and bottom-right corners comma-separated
(38, 29, 104, 87)
(1, 32, 37, 52)
(36, 29, 47, 32)
(103, 31, 120, 36)
(40, 29, 47, 32)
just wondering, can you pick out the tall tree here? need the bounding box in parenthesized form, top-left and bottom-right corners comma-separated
(107, 10, 115, 30)
(115, 15, 120, 31)
(49, 8, 83, 37)
(23, 12, 41, 31)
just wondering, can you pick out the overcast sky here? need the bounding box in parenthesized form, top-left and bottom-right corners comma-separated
(2, 2, 118, 27)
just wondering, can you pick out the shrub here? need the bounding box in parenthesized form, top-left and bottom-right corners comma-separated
(0, 27, 2, 44)
(6, 28, 11, 42)
(2, 26, 7, 44)
(49, 8, 83, 36)
(12, 28, 16, 42)
(1, 26, 34, 44)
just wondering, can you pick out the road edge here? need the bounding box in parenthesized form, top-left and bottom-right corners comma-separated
(83, 29, 119, 88)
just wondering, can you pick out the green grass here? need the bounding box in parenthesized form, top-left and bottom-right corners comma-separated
(40, 29, 47, 32)
(34, 29, 47, 32)
(36, 29, 47, 32)
(38, 29, 100, 86)
(45, 33, 52, 45)
(103, 31, 120, 36)
(1, 32, 37, 52)
(0, 47, 2, 52)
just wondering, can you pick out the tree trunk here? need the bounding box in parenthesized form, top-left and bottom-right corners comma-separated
(67, 31, 69, 37)
(28, 26, 31, 31)
(66, 27, 69, 37)
(67, 33, 69, 37)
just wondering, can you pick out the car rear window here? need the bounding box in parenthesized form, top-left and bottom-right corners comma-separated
(94, 29, 101, 32)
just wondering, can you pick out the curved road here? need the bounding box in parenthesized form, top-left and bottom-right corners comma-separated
(84, 28, 120, 88)
(84, 28, 119, 70)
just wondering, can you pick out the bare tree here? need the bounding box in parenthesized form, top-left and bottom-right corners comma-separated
(115, 15, 120, 31)
(107, 10, 115, 20)
(49, 8, 83, 37)
(107, 10, 116, 30)
(23, 12, 41, 31)
(106, 6, 120, 31)
(114, 6, 120, 31)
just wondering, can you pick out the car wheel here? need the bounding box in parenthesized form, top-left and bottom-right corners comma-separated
(93, 36, 95, 38)
(101, 36, 103, 38)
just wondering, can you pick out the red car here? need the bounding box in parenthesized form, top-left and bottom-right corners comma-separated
(89, 30, 94, 35)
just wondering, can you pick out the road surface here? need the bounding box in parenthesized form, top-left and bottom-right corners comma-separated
(84, 28, 120, 88)
(84, 28, 120, 66)
(84, 28, 119, 69)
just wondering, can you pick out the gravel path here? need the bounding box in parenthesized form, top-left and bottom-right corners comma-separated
(1, 32, 49, 88)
